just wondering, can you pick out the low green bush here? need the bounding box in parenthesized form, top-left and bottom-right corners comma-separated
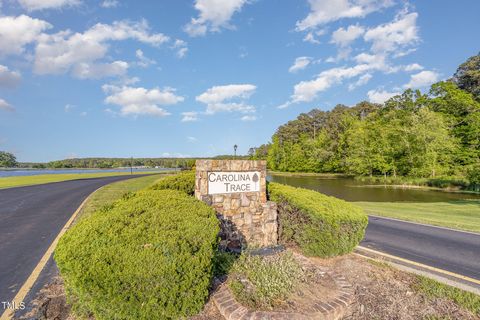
(228, 252, 303, 309)
(268, 182, 368, 257)
(149, 171, 195, 195)
(55, 189, 219, 320)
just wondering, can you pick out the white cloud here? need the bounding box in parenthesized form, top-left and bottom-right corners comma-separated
(331, 24, 364, 47)
(0, 15, 51, 57)
(34, 20, 169, 79)
(181, 111, 199, 122)
(303, 29, 326, 44)
(172, 39, 188, 58)
(0, 65, 21, 87)
(187, 136, 197, 142)
(348, 73, 372, 91)
(196, 84, 256, 115)
(296, 0, 393, 31)
(72, 61, 128, 79)
(184, 0, 249, 37)
(364, 11, 419, 53)
(291, 64, 371, 103)
(241, 115, 256, 121)
(403, 63, 423, 72)
(0, 98, 14, 111)
(64, 104, 75, 112)
(404, 70, 439, 89)
(135, 49, 156, 67)
(289, 56, 312, 73)
(101, 0, 118, 8)
(103, 85, 184, 117)
(367, 89, 400, 103)
(18, 0, 80, 11)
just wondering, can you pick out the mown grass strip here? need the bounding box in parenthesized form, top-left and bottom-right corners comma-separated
(413, 275, 480, 315)
(0, 171, 162, 189)
(76, 173, 167, 221)
(356, 201, 480, 233)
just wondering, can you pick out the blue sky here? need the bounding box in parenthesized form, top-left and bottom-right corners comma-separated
(0, 0, 479, 162)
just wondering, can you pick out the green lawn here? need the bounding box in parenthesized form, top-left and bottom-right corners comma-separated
(413, 275, 480, 315)
(0, 171, 163, 189)
(75, 173, 166, 222)
(356, 200, 480, 233)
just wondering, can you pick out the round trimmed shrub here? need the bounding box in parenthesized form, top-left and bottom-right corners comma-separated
(149, 171, 195, 195)
(55, 189, 219, 319)
(268, 182, 368, 257)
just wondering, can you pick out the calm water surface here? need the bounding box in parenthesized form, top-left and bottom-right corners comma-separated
(0, 168, 175, 178)
(267, 174, 480, 202)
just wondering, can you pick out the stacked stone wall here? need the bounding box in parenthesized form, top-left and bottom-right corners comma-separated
(195, 160, 277, 249)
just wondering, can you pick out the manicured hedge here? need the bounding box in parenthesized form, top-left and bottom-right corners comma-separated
(55, 189, 219, 319)
(268, 182, 368, 257)
(149, 171, 195, 195)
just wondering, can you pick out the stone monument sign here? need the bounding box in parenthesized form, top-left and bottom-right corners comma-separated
(195, 160, 277, 250)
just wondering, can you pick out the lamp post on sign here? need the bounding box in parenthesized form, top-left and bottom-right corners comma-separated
(234, 144, 238, 159)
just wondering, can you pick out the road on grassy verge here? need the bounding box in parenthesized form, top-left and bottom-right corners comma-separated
(361, 216, 480, 281)
(0, 175, 149, 306)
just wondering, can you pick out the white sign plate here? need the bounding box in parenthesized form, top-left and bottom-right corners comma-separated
(207, 171, 261, 195)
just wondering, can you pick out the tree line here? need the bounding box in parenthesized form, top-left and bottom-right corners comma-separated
(250, 53, 480, 185)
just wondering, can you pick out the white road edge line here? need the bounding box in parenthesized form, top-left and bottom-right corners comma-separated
(0, 186, 103, 320)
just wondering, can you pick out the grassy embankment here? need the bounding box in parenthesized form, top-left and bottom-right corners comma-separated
(76, 174, 166, 221)
(356, 201, 480, 233)
(0, 171, 164, 189)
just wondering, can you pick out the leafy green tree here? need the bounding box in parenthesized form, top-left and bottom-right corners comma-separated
(0, 151, 17, 167)
(453, 52, 480, 99)
(429, 81, 480, 166)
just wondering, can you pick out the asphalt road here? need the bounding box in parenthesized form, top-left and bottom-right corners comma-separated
(0, 175, 147, 305)
(362, 216, 480, 280)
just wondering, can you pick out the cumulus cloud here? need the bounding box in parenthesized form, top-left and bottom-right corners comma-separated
(72, 61, 128, 79)
(181, 111, 199, 122)
(0, 65, 21, 87)
(0, 15, 51, 57)
(364, 11, 419, 53)
(196, 84, 256, 115)
(290, 64, 371, 103)
(135, 49, 156, 67)
(101, 0, 118, 8)
(240, 115, 256, 121)
(18, 0, 80, 11)
(34, 20, 169, 79)
(331, 24, 364, 47)
(403, 63, 423, 72)
(0, 98, 14, 112)
(184, 0, 249, 37)
(296, 0, 393, 31)
(172, 39, 188, 58)
(348, 73, 372, 91)
(367, 89, 400, 103)
(289, 57, 312, 73)
(103, 85, 184, 117)
(404, 70, 439, 89)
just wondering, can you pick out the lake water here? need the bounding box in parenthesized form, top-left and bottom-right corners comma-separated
(0, 168, 175, 178)
(267, 174, 480, 202)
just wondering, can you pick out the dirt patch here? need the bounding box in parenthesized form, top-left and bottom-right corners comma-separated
(309, 253, 478, 320)
(16, 276, 74, 320)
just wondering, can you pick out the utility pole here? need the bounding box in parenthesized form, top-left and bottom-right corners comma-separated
(234, 144, 238, 159)
(130, 157, 133, 175)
